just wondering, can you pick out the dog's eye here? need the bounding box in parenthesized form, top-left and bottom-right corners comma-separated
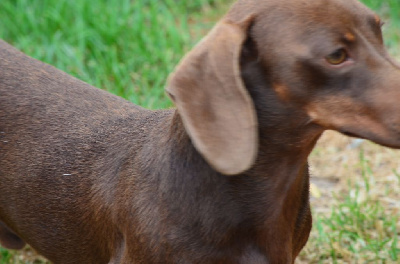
(326, 48, 348, 65)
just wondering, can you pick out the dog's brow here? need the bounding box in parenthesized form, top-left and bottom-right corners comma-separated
(344, 32, 356, 43)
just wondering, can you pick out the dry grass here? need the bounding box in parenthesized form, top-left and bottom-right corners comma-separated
(298, 131, 400, 263)
(311, 131, 400, 213)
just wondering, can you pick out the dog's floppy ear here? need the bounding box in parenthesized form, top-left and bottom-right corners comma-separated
(166, 16, 258, 175)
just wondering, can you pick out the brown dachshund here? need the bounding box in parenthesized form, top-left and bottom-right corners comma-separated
(1, 0, 399, 263)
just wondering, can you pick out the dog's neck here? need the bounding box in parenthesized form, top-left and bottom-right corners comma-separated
(237, 55, 324, 254)
(164, 105, 321, 260)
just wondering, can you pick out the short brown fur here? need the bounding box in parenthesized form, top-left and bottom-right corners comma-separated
(1, 0, 400, 263)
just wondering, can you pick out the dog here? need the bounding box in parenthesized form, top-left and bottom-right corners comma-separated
(1, 0, 399, 263)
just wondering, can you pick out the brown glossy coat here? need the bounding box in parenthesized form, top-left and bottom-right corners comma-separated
(1, 0, 400, 263)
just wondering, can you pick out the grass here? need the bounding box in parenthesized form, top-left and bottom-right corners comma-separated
(0, 0, 227, 110)
(313, 190, 399, 263)
(303, 142, 400, 263)
(0, 0, 399, 263)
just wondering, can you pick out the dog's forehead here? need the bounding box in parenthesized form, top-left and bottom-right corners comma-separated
(228, 0, 377, 28)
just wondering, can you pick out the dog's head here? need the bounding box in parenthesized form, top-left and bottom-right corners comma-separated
(167, 0, 400, 175)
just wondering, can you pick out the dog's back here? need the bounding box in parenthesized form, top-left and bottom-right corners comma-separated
(0, 40, 174, 263)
